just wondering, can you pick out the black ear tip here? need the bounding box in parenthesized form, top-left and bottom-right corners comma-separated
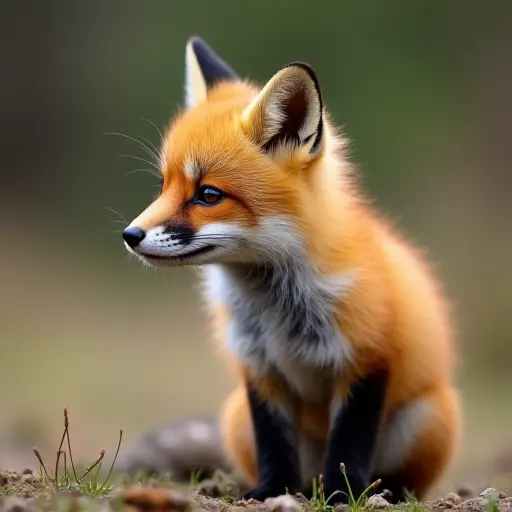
(187, 35, 207, 51)
(281, 61, 319, 84)
(283, 61, 316, 73)
(186, 35, 239, 85)
(279, 61, 322, 105)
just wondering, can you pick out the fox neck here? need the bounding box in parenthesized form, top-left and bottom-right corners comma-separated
(204, 247, 355, 374)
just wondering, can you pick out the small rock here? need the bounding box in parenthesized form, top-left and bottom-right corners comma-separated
(0, 474, 8, 486)
(122, 486, 192, 511)
(480, 487, 499, 500)
(196, 478, 221, 497)
(7, 473, 21, 484)
(458, 499, 474, 509)
(367, 494, 390, 509)
(1, 497, 34, 512)
(21, 469, 33, 476)
(244, 498, 261, 505)
(499, 492, 508, 499)
(264, 494, 301, 511)
(444, 492, 461, 505)
(116, 417, 231, 482)
(20, 474, 37, 486)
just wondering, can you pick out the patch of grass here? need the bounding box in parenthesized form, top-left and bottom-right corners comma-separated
(189, 469, 204, 488)
(304, 474, 337, 512)
(340, 463, 382, 512)
(32, 407, 123, 497)
(193, 469, 242, 500)
(120, 469, 175, 489)
(484, 490, 501, 512)
(396, 492, 428, 512)
(301, 464, 381, 512)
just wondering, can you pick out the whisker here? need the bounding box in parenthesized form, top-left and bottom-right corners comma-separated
(125, 167, 161, 178)
(140, 118, 164, 145)
(103, 206, 128, 224)
(137, 135, 160, 158)
(103, 132, 160, 163)
(171, 234, 242, 241)
(168, 238, 240, 244)
(118, 154, 160, 171)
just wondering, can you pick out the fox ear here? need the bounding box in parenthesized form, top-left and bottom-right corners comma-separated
(185, 36, 239, 108)
(241, 62, 324, 158)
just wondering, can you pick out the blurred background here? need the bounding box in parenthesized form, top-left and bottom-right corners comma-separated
(1, 0, 511, 497)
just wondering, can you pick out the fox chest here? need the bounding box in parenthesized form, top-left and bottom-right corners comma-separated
(204, 265, 354, 400)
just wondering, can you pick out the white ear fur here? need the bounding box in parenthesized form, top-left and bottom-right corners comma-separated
(184, 36, 239, 109)
(185, 40, 207, 108)
(241, 63, 324, 156)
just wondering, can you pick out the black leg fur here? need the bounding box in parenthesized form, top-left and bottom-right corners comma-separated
(241, 384, 301, 501)
(372, 473, 413, 504)
(322, 370, 389, 504)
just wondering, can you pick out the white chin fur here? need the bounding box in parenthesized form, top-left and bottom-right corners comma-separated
(135, 248, 224, 268)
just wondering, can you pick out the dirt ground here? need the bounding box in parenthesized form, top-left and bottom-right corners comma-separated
(2, 467, 512, 512)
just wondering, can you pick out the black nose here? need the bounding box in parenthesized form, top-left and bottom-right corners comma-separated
(123, 226, 146, 248)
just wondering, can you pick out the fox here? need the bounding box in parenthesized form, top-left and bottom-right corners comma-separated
(122, 36, 461, 504)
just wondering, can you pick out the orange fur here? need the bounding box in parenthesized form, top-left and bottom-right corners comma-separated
(209, 88, 459, 500)
(125, 39, 461, 502)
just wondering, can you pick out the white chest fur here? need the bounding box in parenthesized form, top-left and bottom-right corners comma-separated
(203, 263, 354, 401)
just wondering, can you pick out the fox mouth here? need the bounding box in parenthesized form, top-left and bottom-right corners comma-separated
(137, 244, 217, 262)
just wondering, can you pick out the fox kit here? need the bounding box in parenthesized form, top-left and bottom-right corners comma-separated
(123, 37, 461, 503)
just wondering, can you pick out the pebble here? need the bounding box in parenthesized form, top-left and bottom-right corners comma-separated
(264, 494, 302, 511)
(479, 487, 499, 500)
(444, 492, 462, 505)
(20, 475, 37, 486)
(122, 486, 192, 511)
(367, 494, 390, 509)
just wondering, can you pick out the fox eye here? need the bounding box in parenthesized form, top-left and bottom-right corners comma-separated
(195, 185, 224, 206)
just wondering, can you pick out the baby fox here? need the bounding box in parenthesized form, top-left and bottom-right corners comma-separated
(122, 36, 461, 504)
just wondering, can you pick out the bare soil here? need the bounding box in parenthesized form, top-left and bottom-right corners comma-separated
(1, 468, 512, 512)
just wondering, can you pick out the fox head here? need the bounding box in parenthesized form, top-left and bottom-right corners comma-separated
(123, 37, 348, 268)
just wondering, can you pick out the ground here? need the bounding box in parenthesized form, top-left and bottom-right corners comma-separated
(1, 467, 512, 512)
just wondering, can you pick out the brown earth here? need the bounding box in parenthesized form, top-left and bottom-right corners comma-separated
(1, 468, 512, 512)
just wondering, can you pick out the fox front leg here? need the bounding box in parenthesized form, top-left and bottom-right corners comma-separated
(241, 383, 301, 501)
(322, 370, 389, 504)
